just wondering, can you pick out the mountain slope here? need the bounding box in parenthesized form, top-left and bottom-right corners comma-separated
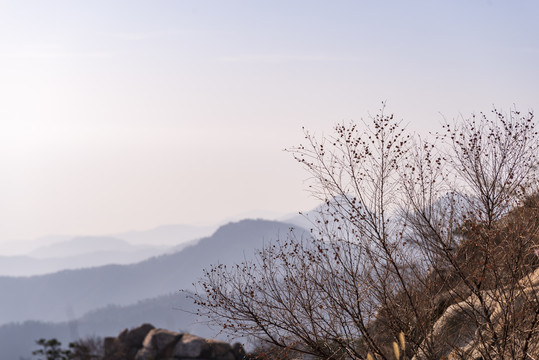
(27, 237, 142, 258)
(112, 224, 217, 246)
(0, 247, 170, 277)
(0, 292, 202, 360)
(0, 219, 304, 325)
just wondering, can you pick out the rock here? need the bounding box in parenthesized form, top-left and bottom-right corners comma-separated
(105, 323, 244, 360)
(120, 323, 155, 349)
(104, 337, 126, 360)
(231, 342, 247, 360)
(207, 339, 232, 357)
(215, 353, 236, 360)
(413, 267, 539, 360)
(172, 333, 210, 358)
(139, 328, 182, 359)
(135, 346, 157, 360)
(104, 324, 156, 360)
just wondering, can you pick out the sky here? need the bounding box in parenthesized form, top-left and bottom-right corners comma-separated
(1, 0, 538, 244)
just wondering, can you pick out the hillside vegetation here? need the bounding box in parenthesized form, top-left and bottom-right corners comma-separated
(195, 106, 539, 359)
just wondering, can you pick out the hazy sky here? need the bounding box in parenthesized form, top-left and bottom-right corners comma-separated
(1, 1, 538, 243)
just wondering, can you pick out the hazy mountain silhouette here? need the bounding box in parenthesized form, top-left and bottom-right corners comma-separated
(0, 219, 305, 326)
(0, 248, 168, 277)
(0, 235, 73, 257)
(0, 223, 216, 258)
(27, 237, 154, 258)
(0, 227, 218, 276)
(0, 236, 171, 277)
(0, 293, 203, 360)
(112, 224, 217, 246)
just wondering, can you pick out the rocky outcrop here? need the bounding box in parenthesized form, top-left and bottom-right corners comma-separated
(412, 267, 539, 360)
(104, 324, 247, 360)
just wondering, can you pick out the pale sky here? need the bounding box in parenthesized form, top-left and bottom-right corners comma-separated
(1, 0, 538, 243)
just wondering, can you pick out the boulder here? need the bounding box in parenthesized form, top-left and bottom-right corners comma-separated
(413, 267, 539, 360)
(231, 343, 247, 360)
(134, 346, 158, 360)
(172, 333, 210, 358)
(105, 323, 247, 360)
(137, 328, 182, 360)
(119, 323, 155, 349)
(104, 323, 155, 360)
(207, 339, 232, 357)
(142, 329, 181, 352)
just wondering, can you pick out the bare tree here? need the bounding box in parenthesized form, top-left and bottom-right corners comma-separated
(193, 105, 539, 359)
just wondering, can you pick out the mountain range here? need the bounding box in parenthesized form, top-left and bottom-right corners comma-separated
(0, 293, 199, 360)
(0, 239, 172, 277)
(0, 224, 218, 277)
(0, 219, 307, 359)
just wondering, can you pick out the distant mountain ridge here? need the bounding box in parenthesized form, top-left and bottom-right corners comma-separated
(0, 293, 201, 360)
(112, 224, 217, 246)
(0, 223, 217, 257)
(0, 236, 171, 277)
(27, 236, 146, 258)
(0, 219, 306, 326)
(0, 247, 167, 277)
(0, 224, 219, 276)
